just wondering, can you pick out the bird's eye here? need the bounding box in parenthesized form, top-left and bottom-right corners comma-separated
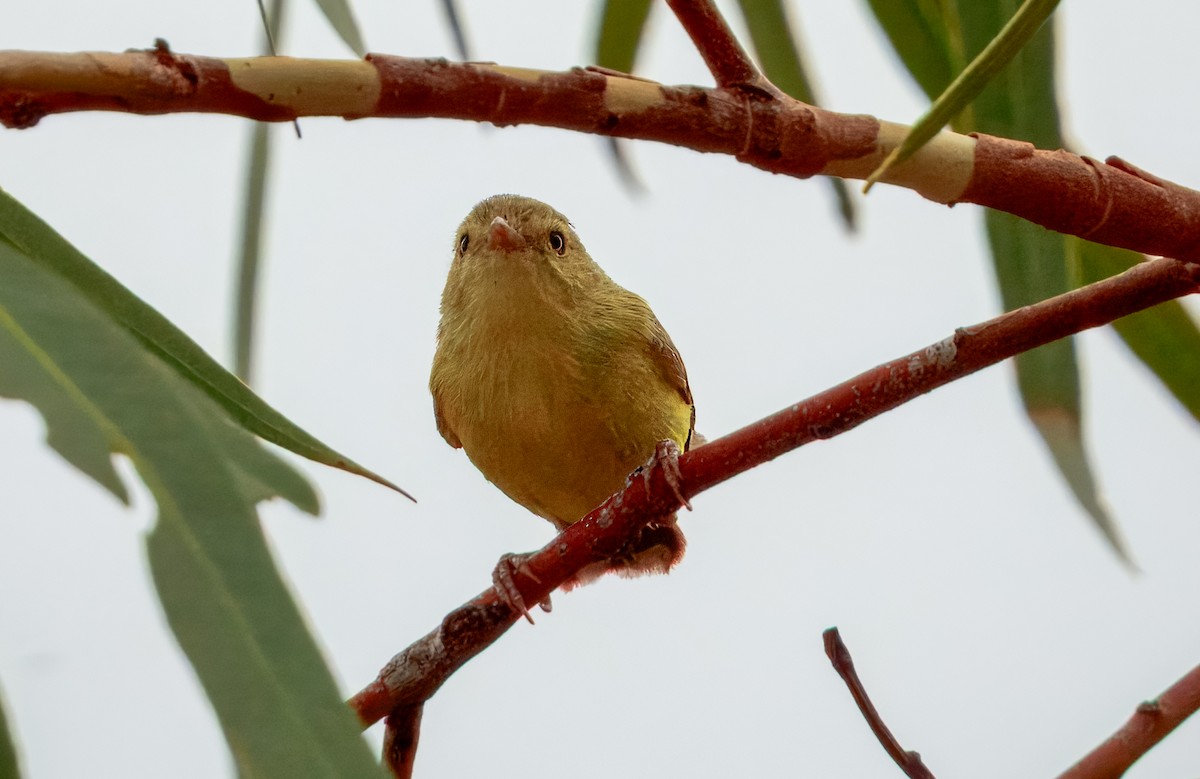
(457, 233, 469, 255)
(548, 230, 566, 255)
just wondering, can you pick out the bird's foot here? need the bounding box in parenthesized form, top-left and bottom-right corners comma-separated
(492, 552, 552, 624)
(640, 439, 692, 512)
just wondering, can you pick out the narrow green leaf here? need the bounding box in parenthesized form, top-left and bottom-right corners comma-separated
(987, 211, 1130, 563)
(595, 0, 654, 73)
(240, 0, 301, 386)
(0, 239, 379, 777)
(735, 0, 856, 230)
(311, 0, 366, 57)
(967, 5, 1075, 469)
(1069, 239, 1200, 422)
(875, 5, 1125, 560)
(0, 681, 20, 779)
(0, 187, 411, 499)
(235, 122, 272, 384)
(1028, 406, 1132, 565)
(950, 2, 1062, 147)
(866, 0, 1060, 188)
(864, 0, 965, 108)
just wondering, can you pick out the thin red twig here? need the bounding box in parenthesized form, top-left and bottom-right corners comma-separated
(664, 0, 774, 93)
(348, 256, 1200, 727)
(823, 628, 936, 779)
(382, 704, 423, 779)
(1057, 662, 1200, 779)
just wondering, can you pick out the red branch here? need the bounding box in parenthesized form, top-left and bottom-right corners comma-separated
(3, 51, 1200, 262)
(665, 0, 773, 94)
(348, 256, 1200, 727)
(1057, 661, 1200, 779)
(824, 628, 936, 779)
(383, 704, 423, 779)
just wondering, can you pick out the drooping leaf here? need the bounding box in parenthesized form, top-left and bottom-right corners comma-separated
(986, 209, 1131, 563)
(311, 0, 366, 57)
(1069, 239, 1200, 422)
(864, 0, 964, 115)
(235, 121, 273, 385)
(0, 187, 410, 498)
(866, 0, 1060, 187)
(735, 0, 856, 230)
(0, 236, 380, 777)
(870, 4, 1127, 560)
(961, 12, 1129, 557)
(239, 0, 301, 386)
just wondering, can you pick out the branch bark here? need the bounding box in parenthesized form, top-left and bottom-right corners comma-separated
(3, 49, 1200, 263)
(1057, 661, 1200, 779)
(665, 0, 774, 94)
(824, 628, 936, 779)
(348, 255, 1200, 728)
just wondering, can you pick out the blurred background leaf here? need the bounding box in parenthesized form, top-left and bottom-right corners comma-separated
(0, 185, 407, 496)
(234, 120, 274, 385)
(867, 0, 1059, 185)
(866, 2, 1133, 560)
(311, 0, 366, 56)
(234, 0, 288, 386)
(0, 197, 381, 778)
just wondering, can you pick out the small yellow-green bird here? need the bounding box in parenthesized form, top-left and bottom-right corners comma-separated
(430, 194, 696, 614)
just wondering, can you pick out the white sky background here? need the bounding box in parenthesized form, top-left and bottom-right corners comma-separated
(2, 1, 1199, 777)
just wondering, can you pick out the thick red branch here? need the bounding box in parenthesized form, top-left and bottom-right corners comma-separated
(1057, 662, 1200, 779)
(4, 50, 1200, 263)
(964, 141, 1200, 264)
(348, 256, 1200, 727)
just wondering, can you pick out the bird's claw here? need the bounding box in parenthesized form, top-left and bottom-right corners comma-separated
(492, 552, 551, 624)
(641, 439, 692, 512)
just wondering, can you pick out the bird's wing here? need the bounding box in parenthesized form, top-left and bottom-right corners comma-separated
(647, 320, 698, 451)
(432, 391, 463, 449)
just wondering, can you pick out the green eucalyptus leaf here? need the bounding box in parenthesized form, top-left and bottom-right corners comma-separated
(863, 0, 964, 109)
(867, 0, 1059, 186)
(595, 0, 654, 73)
(0, 187, 410, 499)
(0, 234, 379, 777)
(311, 0, 366, 57)
(871, 3, 1128, 560)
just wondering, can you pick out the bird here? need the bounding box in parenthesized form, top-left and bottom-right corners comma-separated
(429, 194, 696, 619)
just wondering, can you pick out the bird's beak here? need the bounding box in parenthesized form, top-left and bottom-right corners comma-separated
(488, 216, 526, 252)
